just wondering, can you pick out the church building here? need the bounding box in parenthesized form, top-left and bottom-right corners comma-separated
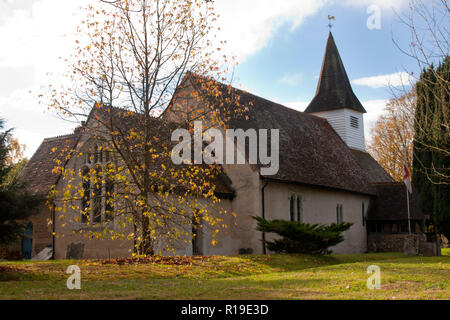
(3, 32, 438, 260)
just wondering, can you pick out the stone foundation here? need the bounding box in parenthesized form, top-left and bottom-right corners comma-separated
(0, 242, 22, 260)
(368, 233, 438, 256)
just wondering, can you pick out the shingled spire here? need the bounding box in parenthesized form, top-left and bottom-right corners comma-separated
(305, 32, 366, 114)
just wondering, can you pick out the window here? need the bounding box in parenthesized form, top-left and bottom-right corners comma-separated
(350, 116, 359, 128)
(289, 195, 303, 222)
(336, 204, 344, 224)
(85, 152, 92, 164)
(290, 196, 295, 222)
(94, 145, 98, 164)
(81, 167, 90, 223)
(297, 196, 302, 223)
(80, 145, 114, 225)
(104, 164, 114, 221)
(92, 165, 102, 224)
(362, 202, 365, 226)
(369, 223, 382, 233)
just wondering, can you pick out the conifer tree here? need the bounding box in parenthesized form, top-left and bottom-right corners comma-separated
(0, 119, 43, 244)
(253, 216, 352, 255)
(413, 57, 450, 239)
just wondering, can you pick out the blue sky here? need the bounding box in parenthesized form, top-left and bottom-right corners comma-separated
(231, 1, 417, 106)
(236, 7, 415, 102)
(0, 0, 423, 158)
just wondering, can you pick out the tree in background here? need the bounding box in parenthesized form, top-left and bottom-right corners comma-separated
(393, 0, 449, 184)
(5, 136, 27, 166)
(392, 0, 449, 239)
(3, 136, 28, 187)
(413, 58, 449, 239)
(0, 119, 43, 245)
(41, 0, 245, 255)
(368, 90, 416, 181)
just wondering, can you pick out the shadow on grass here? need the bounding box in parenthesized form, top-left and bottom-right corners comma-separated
(240, 252, 408, 273)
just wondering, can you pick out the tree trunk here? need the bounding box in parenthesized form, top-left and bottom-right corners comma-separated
(139, 215, 154, 256)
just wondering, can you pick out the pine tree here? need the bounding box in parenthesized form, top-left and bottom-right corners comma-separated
(0, 118, 44, 244)
(413, 57, 450, 239)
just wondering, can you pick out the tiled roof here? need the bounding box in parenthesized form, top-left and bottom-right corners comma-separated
(350, 149, 394, 183)
(18, 131, 81, 195)
(305, 32, 366, 114)
(95, 107, 235, 197)
(368, 183, 427, 221)
(185, 74, 377, 196)
(19, 110, 234, 198)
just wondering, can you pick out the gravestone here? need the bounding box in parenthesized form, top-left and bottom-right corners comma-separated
(403, 234, 419, 256)
(420, 242, 437, 257)
(238, 248, 253, 254)
(66, 242, 85, 260)
(32, 245, 53, 261)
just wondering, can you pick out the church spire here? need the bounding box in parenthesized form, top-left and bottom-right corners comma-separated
(305, 32, 366, 114)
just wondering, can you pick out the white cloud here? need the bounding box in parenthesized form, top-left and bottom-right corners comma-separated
(0, 0, 87, 69)
(0, 0, 88, 157)
(361, 99, 388, 139)
(352, 72, 413, 88)
(282, 101, 309, 112)
(341, 0, 409, 10)
(0, 0, 328, 158)
(279, 72, 302, 86)
(215, 0, 329, 62)
(0, 0, 408, 158)
(214, 0, 410, 63)
(0, 88, 74, 159)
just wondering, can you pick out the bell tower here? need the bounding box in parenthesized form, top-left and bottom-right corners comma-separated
(304, 32, 366, 152)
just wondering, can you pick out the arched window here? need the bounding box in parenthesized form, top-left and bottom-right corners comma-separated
(99, 146, 103, 163)
(81, 167, 90, 223)
(362, 202, 366, 226)
(104, 163, 114, 221)
(92, 165, 102, 224)
(289, 196, 295, 222)
(94, 145, 99, 164)
(297, 196, 302, 223)
(105, 148, 110, 162)
(80, 144, 115, 225)
(336, 204, 344, 224)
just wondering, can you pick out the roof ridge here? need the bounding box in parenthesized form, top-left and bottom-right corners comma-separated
(43, 133, 77, 142)
(186, 72, 328, 123)
(42, 126, 85, 142)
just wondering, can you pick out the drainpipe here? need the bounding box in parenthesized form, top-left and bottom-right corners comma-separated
(261, 181, 268, 255)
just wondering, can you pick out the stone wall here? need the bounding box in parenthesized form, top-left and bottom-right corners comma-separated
(368, 233, 438, 256)
(29, 205, 53, 256)
(0, 245, 6, 259)
(0, 242, 22, 260)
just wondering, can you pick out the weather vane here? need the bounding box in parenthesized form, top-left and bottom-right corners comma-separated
(328, 15, 335, 31)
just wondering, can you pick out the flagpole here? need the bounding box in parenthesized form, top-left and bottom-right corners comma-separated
(403, 157, 412, 234)
(406, 185, 411, 234)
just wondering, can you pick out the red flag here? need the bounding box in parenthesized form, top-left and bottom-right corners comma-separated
(403, 162, 412, 194)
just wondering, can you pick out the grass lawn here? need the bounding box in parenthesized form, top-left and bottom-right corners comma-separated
(0, 252, 448, 300)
